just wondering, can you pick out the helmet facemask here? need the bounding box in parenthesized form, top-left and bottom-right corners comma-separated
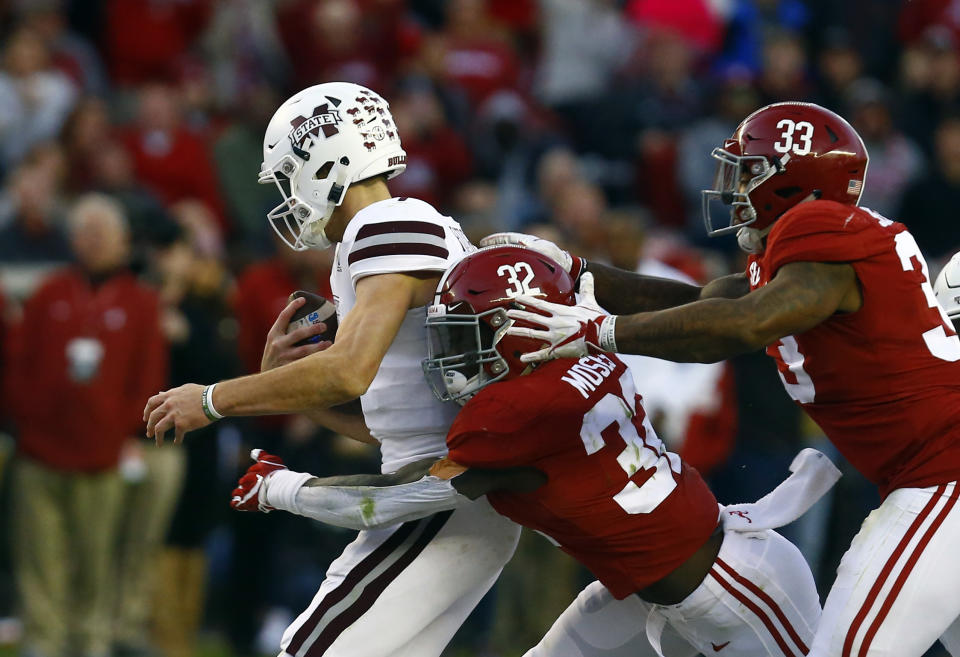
(258, 151, 350, 251)
(702, 147, 785, 239)
(422, 304, 511, 405)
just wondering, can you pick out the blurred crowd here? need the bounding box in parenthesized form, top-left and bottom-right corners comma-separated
(0, 0, 958, 656)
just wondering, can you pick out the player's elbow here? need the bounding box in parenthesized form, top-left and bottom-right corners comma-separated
(334, 360, 378, 400)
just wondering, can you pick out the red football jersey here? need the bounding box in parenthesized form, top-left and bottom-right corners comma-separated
(747, 200, 960, 497)
(446, 354, 719, 599)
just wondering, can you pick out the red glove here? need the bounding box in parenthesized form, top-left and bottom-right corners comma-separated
(230, 449, 288, 512)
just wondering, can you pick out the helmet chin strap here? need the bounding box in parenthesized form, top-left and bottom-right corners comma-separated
(737, 225, 772, 254)
(299, 157, 352, 250)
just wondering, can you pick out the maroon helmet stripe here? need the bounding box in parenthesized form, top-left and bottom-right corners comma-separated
(349, 243, 448, 265)
(356, 221, 445, 240)
(304, 511, 453, 656)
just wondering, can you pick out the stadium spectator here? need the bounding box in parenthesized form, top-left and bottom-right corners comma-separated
(847, 78, 925, 217)
(0, 146, 70, 266)
(120, 82, 228, 234)
(898, 114, 960, 260)
(0, 23, 77, 169)
(387, 85, 474, 208)
(757, 29, 814, 104)
(60, 96, 112, 194)
(6, 193, 167, 657)
(212, 85, 285, 253)
(105, 0, 211, 86)
(815, 28, 864, 111)
(150, 208, 234, 657)
(20, 1, 107, 95)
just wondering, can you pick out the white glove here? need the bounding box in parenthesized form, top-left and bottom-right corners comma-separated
(480, 232, 585, 280)
(505, 272, 617, 362)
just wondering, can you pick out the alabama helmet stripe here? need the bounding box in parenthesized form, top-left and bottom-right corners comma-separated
(716, 558, 809, 654)
(708, 565, 801, 657)
(305, 511, 453, 656)
(844, 482, 959, 657)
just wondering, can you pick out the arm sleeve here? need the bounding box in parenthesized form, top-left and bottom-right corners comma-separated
(262, 469, 467, 530)
(346, 219, 452, 285)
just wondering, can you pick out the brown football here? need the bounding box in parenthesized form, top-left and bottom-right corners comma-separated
(287, 291, 338, 346)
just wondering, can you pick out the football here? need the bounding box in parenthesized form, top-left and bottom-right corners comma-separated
(287, 290, 338, 346)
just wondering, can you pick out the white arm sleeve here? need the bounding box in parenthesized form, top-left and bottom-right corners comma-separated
(261, 469, 467, 531)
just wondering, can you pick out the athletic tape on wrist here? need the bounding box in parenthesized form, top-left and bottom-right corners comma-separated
(598, 316, 617, 353)
(263, 470, 313, 513)
(201, 383, 224, 421)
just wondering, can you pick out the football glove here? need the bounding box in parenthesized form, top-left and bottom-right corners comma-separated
(231, 449, 288, 512)
(505, 272, 617, 362)
(479, 232, 586, 282)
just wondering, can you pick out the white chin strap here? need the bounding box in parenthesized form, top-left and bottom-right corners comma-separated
(300, 220, 333, 250)
(737, 225, 772, 254)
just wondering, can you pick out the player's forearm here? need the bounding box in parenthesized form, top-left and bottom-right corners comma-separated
(587, 262, 702, 313)
(613, 298, 769, 363)
(213, 347, 369, 416)
(263, 459, 465, 530)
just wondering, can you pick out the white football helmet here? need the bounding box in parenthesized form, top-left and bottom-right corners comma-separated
(258, 82, 407, 250)
(934, 251, 960, 324)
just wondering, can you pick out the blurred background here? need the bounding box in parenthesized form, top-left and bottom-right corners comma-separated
(0, 0, 957, 656)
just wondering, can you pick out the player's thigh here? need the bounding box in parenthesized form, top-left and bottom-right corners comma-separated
(667, 529, 820, 657)
(280, 497, 520, 657)
(812, 482, 960, 657)
(524, 580, 698, 657)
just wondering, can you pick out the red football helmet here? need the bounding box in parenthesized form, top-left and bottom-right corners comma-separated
(702, 102, 869, 248)
(422, 245, 575, 404)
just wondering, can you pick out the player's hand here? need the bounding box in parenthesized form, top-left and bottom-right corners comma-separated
(479, 232, 586, 281)
(230, 449, 288, 512)
(261, 297, 332, 372)
(143, 383, 211, 445)
(505, 273, 616, 362)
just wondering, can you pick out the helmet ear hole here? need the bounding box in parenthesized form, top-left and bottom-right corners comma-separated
(315, 161, 334, 179)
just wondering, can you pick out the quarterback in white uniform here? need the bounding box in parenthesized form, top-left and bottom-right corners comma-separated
(144, 83, 520, 657)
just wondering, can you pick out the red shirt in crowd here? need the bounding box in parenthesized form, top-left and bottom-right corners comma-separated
(120, 126, 228, 233)
(232, 258, 332, 375)
(7, 268, 167, 472)
(106, 0, 211, 84)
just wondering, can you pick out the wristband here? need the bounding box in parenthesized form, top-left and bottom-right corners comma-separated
(598, 316, 618, 353)
(201, 383, 224, 421)
(262, 470, 313, 513)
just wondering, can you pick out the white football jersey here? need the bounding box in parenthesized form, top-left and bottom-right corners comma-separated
(331, 197, 475, 472)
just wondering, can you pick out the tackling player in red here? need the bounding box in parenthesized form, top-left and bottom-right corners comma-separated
(492, 102, 960, 657)
(233, 246, 832, 657)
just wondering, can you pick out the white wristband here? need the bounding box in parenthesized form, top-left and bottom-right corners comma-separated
(202, 383, 224, 420)
(262, 470, 313, 513)
(598, 316, 618, 352)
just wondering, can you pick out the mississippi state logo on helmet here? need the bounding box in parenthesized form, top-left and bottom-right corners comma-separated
(258, 82, 406, 251)
(422, 246, 575, 404)
(702, 102, 868, 253)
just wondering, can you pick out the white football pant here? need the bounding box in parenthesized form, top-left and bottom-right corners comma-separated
(526, 527, 822, 657)
(810, 482, 960, 657)
(277, 496, 519, 657)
